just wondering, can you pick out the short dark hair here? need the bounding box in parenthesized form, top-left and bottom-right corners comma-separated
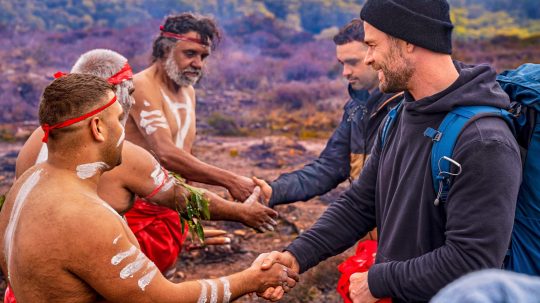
(39, 74, 114, 140)
(333, 18, 365, 45)
(151, 13, 221, 62)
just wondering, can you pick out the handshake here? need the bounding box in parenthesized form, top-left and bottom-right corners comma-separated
(248, 251, 301, 301)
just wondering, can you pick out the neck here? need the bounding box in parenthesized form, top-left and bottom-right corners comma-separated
(407, 55, 458, 101)
(46, 142, 108, 189)
(152, 61, 181, 93)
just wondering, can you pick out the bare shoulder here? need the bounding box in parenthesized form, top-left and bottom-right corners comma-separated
(103, 140, 158, 179)
(15, 127, 45, 178)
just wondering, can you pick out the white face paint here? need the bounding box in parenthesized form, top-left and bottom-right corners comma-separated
(4, 169, 42, 275)
(160, 88, 193, 149)
(36, 144, 48, 164)
(76, 162, 110, 179)
(111, 245, 137, 265)
(116, 124, 125, 147)
(139, 108, 169, 135)
(120, 251, 147, 279)
(143, 101, 150, 107)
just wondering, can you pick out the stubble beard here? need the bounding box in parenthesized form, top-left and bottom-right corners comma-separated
(375, 46, 414, 94)
(165, 53, 202, 87)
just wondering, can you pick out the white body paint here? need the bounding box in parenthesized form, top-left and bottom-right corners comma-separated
(116, 124, 125, 147)
(143, 101, 150, 107)
(138, 265, 158, 291)
(76, 162, 110, 179)
(4, 169, 42, 275)
(113, 234, 122, 245)
(111, 245, 137, 265)
(36, 144, 48, 164)
(147, 162, 175, 197)
(139, 109, 169, 135)
(160, 88, 193, 149)
(220, 277, 232, 303)
(197, 280, 208, 303)
(206, 279, 218, 303)
(120, 251, 147, 279)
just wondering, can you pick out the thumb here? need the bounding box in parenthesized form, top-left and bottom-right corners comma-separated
(244, 186, 260, 205)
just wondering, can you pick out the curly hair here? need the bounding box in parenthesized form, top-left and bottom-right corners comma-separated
(151, 13, 221, 63)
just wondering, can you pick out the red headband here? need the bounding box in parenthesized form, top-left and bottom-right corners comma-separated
(53, 62, 132, 84)
(159, 25, 206, 46)
(107, 62, 133, 85)
(41, 95, 117, 143)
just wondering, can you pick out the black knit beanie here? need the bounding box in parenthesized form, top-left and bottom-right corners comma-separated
(360, 0, 454, 54)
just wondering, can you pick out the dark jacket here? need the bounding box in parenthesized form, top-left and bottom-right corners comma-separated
(285, 62, 522, 302)
(269, 87, 401, 208)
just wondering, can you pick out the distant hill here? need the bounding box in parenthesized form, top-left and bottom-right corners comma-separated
(1, 0, 540, 38)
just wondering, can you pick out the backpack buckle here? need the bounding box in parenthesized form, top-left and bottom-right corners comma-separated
(424, 127, 442, 142)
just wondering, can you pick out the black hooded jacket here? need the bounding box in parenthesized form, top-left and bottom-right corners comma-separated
(286, 62, 522, 302)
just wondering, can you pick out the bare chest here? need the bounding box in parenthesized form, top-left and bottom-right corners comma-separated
(159, 88, 196, 151)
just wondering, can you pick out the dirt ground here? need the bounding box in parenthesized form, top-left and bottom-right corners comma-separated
(0, 136, 355, 302)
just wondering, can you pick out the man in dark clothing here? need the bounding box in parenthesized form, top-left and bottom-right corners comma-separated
(258, 1, 522, 302)
(254, 19, 401, 211)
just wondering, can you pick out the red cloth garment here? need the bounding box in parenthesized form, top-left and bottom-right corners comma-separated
(337, 240, 391, 303)
(125, 198, 188, 273)
(4, 285, 16, 303)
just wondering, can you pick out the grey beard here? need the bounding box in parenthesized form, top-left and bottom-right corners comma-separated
(165, 54, 201, 87)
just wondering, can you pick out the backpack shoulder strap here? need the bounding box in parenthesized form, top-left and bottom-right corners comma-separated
(425, 106, 514, 206)
(380, 100, 404, 147)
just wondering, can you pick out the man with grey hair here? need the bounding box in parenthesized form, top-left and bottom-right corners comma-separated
(124, 13, 263, 276)
(15, 49, 278, 276)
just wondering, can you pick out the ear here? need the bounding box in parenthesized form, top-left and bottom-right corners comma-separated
(89, 117, 106, 142)
(405, 42, 415, 53)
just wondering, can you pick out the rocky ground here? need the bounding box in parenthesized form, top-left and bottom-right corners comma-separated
(0, 135, 354, 302)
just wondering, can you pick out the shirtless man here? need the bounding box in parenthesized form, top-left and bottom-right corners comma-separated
(0, 74, 297, 302)
(124, 13, 263, 273)
(15, 49, 278, 273)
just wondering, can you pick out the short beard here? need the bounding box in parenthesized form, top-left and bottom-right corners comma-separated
(165, 53, 202, 87)
(376, 43, 414, 93)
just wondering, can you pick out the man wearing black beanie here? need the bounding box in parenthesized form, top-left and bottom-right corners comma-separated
(257, 0, 521, 302)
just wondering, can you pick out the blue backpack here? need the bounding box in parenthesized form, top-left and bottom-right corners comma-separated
(381, 63, 540, 275)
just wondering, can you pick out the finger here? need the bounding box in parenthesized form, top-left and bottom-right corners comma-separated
(204, 236, 231, 246)
(258, 287, 275, 299)
(270, 286, 285, 302)
(258, 225, 268, 233)
(286, 276, 298, 288)
(285, 267, 300, 282)
(261, 251, 283, 269)
(263, 223, 274, 232)
(244, 186, 260, 205)
(268, 218, 278, 226)
(265, 207, 279, 218)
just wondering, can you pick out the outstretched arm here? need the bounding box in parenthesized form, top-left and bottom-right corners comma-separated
(104, 143, 277, 231)
(128, 87, 254, 200)
(67, 200, 297, 302)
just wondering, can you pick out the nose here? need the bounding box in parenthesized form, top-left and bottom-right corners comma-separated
(191, 56, 203, 69)
(342, 65, 352, 78)
(364, 48, 374, 66)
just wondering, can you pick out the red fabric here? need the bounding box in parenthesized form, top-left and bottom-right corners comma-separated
(125, 198, 188, 273)
(41, 95, 117, 143)
(337, 240, 391, 303)
(159, 26, 205, 45)
(107, 62, 133, 85)
(4, 285, 16, 303)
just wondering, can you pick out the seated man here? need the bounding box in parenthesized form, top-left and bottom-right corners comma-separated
(0, 74, 297, 302)
(15, 49, 278, 274)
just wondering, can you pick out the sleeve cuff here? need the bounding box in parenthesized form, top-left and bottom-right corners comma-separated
(269, 181, 283, 208)
(285, 241, 318, 274)
(368, 263, 392, 299)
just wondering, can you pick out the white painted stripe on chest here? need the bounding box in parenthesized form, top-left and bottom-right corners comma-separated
(139, 108, 169, 135)
(160, 88, 193, 149)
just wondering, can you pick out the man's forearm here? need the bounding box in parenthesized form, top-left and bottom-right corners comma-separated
(157, 146, 239, 188)
(204, 191, 243, 222)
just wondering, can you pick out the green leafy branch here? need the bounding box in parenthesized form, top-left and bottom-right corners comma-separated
(0, 194, 5, 211)
(170, 173, 210, 244)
